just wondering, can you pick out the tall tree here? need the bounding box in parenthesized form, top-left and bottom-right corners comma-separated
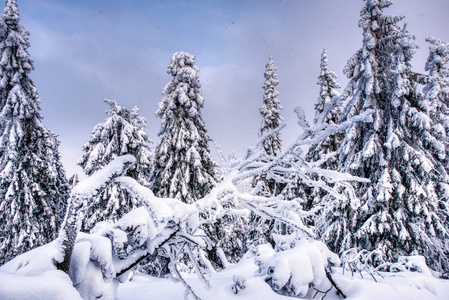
(248, 56, 285, 246)
(421, 37, 449, 261)
(78, 99, 152, 231)
(259, 55, 283, 157)
(0, 0, 69, 264)
(253, 55, 285, 198)
(306, 48, 342, 170)
(333, 0, 449, 272)
(304, 48, 343, 214)
(151, 51, 218, 204)
(422, 36, 449, 168)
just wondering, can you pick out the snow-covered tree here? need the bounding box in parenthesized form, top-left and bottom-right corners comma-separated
(253, 56, 285, 199)
(306, 48, 342, 170)
(0, 0, 69, 264)
(151, 51, 218, 204)
(421, 37, 449, 253)
(333, 0, 449, 272)
(78, 99, 152, 231)
(301, 48, 344, 216)
(259, 55, 283, 157)
(422, 37, 449, 167)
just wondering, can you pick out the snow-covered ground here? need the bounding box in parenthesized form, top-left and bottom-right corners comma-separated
(118, 251, 449, 300)
(1, 238, 449, 300)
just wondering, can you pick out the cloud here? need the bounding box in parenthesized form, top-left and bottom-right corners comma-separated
(15, 0, 449, 174)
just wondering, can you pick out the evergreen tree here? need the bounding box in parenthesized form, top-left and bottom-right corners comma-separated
(422, 37, 449, 256)
(151, 51, 218, 204)
(78, 99, 152, 231)
(248, 56, 285, 245)
(259, 55, 283, 157)
(253, 55, 285, 197)
(332, 0, 449, 272)
(306, 48, 342, 170)
(422, 36, 449, 168)
(0, 0, 69, 264)
(303, 48, 343, 215)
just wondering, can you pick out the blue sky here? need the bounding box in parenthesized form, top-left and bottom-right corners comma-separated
(14, 0, 449, 176)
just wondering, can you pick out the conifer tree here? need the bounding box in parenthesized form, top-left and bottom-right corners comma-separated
(248, 56, 285, 243)
(0, 0, 69, 264)
(306, 48, 342, 170)
(253, 55, 285, 198)
(259, 55, 283, 157)
(422, 37, 449, 253)
(422, 36, 449, 167)
(151, 51, 218, 204)
(331, 0, 449, 272)
(303, 49, 343, 214)
(78, 99, 152, 231)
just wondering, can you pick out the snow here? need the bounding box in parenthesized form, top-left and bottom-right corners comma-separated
(118, 252, 287, 300)
(0, 241, 82, 300)
(117, 244, 449, 300)
(73, 154, 136, 200)
(1, 3, 449, 298)
(0, 269, 82, 300)
(1, 241, 449, 300)
(1, 180, 449, 300)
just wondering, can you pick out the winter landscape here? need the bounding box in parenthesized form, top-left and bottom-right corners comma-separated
(1, 0, 449, 299)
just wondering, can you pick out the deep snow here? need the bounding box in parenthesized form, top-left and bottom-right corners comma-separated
(118, 249, 449, 300)
(1, 239, 449, 300)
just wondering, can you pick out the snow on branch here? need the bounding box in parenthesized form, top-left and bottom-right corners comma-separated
(258, 239, 344, 298)
(55, 155, 136, 273)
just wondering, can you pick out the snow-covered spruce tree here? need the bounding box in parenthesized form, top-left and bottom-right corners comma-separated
(150, 52, 222, 268)
(422, 37, 449, 168)
(0, 0, 69, 265)
(151, 52, 218, 204)
(303, 48, 343, 214)
(78, 99, 152, 232)
(306, 48, 342, 170)
(253, 55, 285, 198)
(334, 0, 449, 272)
(422, 37, 449, 251)
(248, 56, 286, 246)
(259, 55, 283, 157)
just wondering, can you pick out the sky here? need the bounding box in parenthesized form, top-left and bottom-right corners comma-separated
(12, 0, 449, 177)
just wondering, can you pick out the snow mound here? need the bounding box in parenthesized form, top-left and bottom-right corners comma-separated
(256, 239, 340, 298)
(0, 241, 82, 300)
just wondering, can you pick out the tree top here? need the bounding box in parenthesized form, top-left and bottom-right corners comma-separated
(3, 0, 19, 25)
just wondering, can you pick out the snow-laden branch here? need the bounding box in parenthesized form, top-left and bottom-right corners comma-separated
(55, 155, 136, 273)
(230, 109, 374, 188)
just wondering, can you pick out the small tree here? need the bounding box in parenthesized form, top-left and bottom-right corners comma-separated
(246, 56, 286, 246)
(78, 99, 152, 231)
(0, 0, 69, 264)
(151, 51, 218, 204)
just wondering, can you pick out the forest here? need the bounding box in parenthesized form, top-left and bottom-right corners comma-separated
(0, 0, 449, 299)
